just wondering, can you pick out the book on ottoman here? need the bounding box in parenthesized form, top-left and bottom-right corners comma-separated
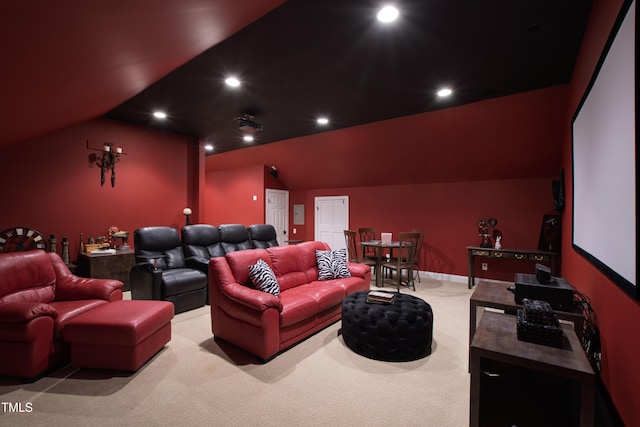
(367, 291, 395, 304)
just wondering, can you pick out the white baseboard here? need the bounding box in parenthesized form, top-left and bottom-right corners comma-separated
(415, 270, 511, 286)
(371, 267, 511, 286)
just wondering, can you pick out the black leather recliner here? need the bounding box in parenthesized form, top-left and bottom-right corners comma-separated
(182, 224, 226, 272)
(247, 224, 279, 248)
(218, 224, 253, 253)
(130, 226, 208, 314)
(181, 224, 226, 305)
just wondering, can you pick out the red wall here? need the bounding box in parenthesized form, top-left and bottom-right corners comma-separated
(202, 161, 553, 282)
(0, 118, 194, 261)
(205, 85, 569, 190)
(291, 178, 555, 279)
(204, 164, 265, 225)
(204, 164, 288, 226)
(561, 0, 640, 424)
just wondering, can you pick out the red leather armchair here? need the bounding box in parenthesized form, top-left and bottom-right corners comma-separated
(0, 250, 123, 379)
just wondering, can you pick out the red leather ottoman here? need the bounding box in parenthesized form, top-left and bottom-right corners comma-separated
(63, 300, 174, 371)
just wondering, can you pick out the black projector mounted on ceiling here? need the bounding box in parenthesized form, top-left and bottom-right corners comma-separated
(235, 114, 263, 133)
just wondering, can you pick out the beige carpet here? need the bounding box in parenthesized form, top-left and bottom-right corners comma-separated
(0, 276, 473, 427)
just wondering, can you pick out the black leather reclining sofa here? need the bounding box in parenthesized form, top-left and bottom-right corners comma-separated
(130, 224, 278, 313)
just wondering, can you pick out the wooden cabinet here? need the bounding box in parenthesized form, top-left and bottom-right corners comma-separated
(76, 249, 135, 291)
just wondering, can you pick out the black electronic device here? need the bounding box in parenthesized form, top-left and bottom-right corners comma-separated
(517, 299, 563, 348)
(235, 114, 263, 133)
(535, 263, 551, 284)
(514, 273, 575, 311)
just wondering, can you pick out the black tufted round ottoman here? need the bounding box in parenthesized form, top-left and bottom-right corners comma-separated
(341, 291, 433, 362)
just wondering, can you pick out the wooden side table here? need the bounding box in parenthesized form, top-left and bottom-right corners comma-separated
(470, 311, 594, 427)
(469, 280, 585, 347)
(76, 249, 135, 291)
(467, 246, 558, 289)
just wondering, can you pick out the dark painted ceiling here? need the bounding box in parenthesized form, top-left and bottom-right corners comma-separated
(104, 0, 593, 155)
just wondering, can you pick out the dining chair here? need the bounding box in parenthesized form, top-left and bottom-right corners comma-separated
(411, 229, 425, 283)
(344, 230, 377, 268)
(358, 227, 377, 262)
(381, 231, 421, 291)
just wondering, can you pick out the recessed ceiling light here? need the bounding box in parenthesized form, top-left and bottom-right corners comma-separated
(153, 111, 167, 119)
(225, 77, 240, 87)
(243, 135, 254, 142)
(377, 5, 399, 23)
(317, 117, 329, 125)
(437, 88, 453, 97)
(204, 144, 213, 151)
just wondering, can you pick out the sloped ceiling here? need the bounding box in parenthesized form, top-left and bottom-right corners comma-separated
(1, 0, 593, 190)
(204, 84, 572, 190)
(0, 0, 285, 147)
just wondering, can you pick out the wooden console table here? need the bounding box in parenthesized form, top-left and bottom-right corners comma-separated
(470, 311, 594, 427)
(467, 246, 557, 289)
(76, 249, 135, 291)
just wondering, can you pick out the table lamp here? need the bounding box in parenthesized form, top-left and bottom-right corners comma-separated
(183, 207, 192, 225)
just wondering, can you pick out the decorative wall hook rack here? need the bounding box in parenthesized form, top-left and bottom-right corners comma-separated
(86, 140, 127, 187)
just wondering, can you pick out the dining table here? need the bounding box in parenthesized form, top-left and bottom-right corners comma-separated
(360, 240, 405, 288)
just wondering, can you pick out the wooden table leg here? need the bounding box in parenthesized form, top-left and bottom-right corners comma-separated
(376, 247, 383, 288)
(468, 249, 475, 289)
(469, 300, 478, 347)
(469, 352, 481, 427)
(580, 377, 595, 427)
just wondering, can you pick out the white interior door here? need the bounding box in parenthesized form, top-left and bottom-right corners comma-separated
(265, 189, 289, 245)
(314, 196, 349, 250)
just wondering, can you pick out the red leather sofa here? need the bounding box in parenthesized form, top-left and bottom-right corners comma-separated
(0, 250, 123, 379)
(209, 241, 371, 361)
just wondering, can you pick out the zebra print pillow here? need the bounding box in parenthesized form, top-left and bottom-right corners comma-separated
(316, 248, 352, 280)
(248, 258, 280, 297)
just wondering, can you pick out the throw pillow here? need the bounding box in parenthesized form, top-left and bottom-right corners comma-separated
(248, 258, 280, 297)
(316, 248, 352, 280)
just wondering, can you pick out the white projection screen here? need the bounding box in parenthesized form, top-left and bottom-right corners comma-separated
(572, 0, 637, 299)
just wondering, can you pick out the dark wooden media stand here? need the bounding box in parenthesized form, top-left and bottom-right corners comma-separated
(470, 311, 594, 427)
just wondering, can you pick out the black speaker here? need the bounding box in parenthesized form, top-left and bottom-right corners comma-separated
(538, 214, 561, 253)
(535, 263, 551, 285)
(552, 169, 565, 213)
